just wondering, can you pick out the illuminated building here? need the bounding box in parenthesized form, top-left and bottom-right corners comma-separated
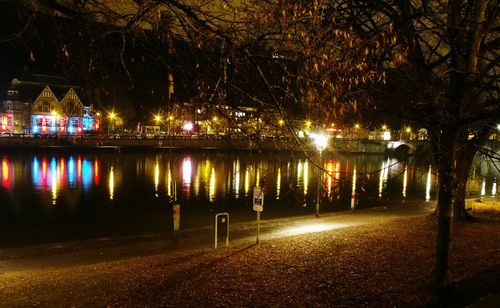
(31, 86, 100, 135)
(1, 74, 100, 134)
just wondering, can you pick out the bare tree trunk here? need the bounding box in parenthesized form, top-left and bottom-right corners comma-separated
(433, 132, 457, 293)
(453, 143, 475, 221)
(453, 127, 493, 221)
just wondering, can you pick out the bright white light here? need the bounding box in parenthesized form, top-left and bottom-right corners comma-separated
(425, 165, 432, 201)
(314, 134, 328, 152)
(297, 130, 305, 138)
(382, 131, 391, 141)
(388, 141, 401, 149)
(183, 121, 194, 131)
(109, 166, 114, 200)
(182, 158, 192, 185)
(402, 165, 408, 198)
(280, 223, 340, 236)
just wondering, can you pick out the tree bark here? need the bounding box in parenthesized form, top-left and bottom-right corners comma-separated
(453, 127, 493, 221)
(433, 131, 457, 292)
(453, 142, 476, 221)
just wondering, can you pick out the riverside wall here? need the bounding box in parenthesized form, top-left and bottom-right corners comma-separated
(2, 135, 494, 156)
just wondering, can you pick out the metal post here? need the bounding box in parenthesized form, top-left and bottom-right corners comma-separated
(256, 211, 260, 244)
(316, 151, 322, 217)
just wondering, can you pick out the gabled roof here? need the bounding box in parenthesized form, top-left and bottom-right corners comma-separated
(60, 88, 82, 103)
(34, 85, 58, 102)
(4, 73, 80, 102)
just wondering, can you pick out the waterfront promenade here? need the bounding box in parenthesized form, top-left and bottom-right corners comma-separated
(0, 201, 499, 307)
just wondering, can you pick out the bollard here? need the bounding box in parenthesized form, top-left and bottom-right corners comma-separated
(214, 213, 229, 249)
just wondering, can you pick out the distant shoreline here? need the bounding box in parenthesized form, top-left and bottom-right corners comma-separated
(0, 135, 410, 155)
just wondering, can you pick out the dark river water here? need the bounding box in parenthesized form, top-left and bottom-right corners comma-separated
(0, 150, 497, 247)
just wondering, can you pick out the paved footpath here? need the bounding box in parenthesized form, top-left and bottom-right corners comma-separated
(0, 203, 431, 273)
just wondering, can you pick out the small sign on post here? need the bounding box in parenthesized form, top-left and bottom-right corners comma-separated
(253, 187, 264, 212)
(253, 187, 264, 244)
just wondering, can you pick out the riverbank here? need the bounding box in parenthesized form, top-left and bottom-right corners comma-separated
(0, 135, 430, 155)
(1, 203, 499, 307)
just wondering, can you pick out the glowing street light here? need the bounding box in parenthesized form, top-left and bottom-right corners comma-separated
(381, 124, 391, 141)
(354, 123, 360, 129)
(182, 121, 194, 132)
(154, 114, 162, 125)
(314, 133, 328, 217)
(315, 134, 328, 152)
(108, 111, 116, 135)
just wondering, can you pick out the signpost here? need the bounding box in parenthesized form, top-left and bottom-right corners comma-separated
(253, 187, 264, 244)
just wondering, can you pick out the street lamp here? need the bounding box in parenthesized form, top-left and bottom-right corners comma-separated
(381, 124, 391, 140)
(277, 119, 285, 137)
(314, 133, 328, 217)
(108, 112, 116, 135)
(167, 115, 174, 139)
(405, 127, 412, 140)
(154, 114, 162, 125)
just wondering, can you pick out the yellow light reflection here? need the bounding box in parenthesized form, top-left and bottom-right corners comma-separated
(202, 159, 211, 189)
(256, 168, 261, 188)
(303, 160, 309, 195)
(194, 163, 201, 197)
(60, 159, 65, 178)
(480, 178, 486, 196)
(77, 158, 82, 180)
(325, 162, 334, 197)
(276, 167, 281, 199)
(378, 160, 388, 198)
(154, 159, 160, 197)
(402, 165, 408, 198)
(209, 167, 216, 202)
(351, 165, 357, 210)
(51, 166, 57, 205)
(2, 159, 8, 182)
(166, 161, 172, 197)
(425, 165, 432, 201)
(244, 167, 250, 195)
(233, 159, 240, 198)
(297, 160, 303, 183)
(109, 166, 115, 200)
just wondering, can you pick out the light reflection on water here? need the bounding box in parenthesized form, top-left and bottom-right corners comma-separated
(0, 152, 498, 247)
(425, 165, 432, 202)
(1, 153, 498, 204)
